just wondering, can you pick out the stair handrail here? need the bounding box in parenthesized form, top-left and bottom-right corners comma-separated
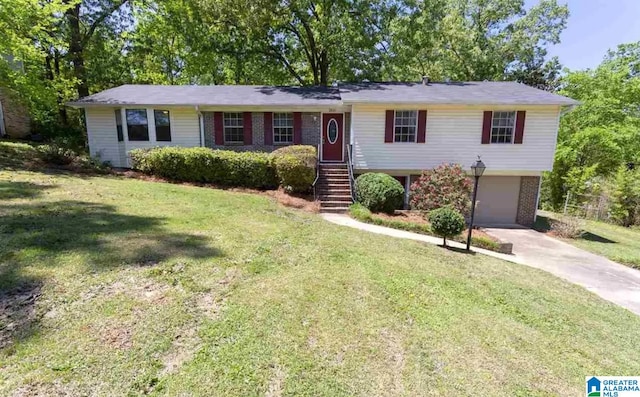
(347, 143, 356, 202)
(312, 143, 321, 200)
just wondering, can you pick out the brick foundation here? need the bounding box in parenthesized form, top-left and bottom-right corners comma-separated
(516, 176, 540, 226)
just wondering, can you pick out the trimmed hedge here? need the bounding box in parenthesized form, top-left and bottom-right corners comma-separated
(129, 147, 278, 189)
(272, 145, 317, 193)
(354, 173, 404, 214)
(429, 207, 465, 246)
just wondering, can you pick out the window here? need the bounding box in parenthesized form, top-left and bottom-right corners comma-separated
(394, 110, 417, 142)
(223, 112, 244, 144)
(126, 109, 149, 141)
(491, 111, 516, 143)
(114, 110, 123, 142)
(273, 112, 293, 144)
(154, 110, 171, 142)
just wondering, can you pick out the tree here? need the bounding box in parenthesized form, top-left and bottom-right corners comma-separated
(542, 41, 640, 209)
(387, 0, 568, 85)
(610, 166, 640, 227)
(63, 0, 131, 98)
(429, 206, 465, 247)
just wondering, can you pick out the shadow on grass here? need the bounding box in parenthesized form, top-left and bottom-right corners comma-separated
(581, 232, 617, 244)
(0, 199, 223, 348)
(0, 181, 56, 200)
(441, 245, 476, 255)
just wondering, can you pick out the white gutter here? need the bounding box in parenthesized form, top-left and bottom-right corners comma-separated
(196, 105, 204, 147)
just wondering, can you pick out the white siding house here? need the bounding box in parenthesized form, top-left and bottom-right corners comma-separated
(70, 82, 578, 225)
(350, 104, 561, 174)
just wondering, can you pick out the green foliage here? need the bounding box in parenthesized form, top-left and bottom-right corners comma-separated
(349, 203, 432, 234)
(409, 163, 472, 215)
(610, 166, 640, 227)
(428, 206, 465, 246)
(129, 147, 278, 189)
(354, 173, 404, 214)
(387, 0, 568, 86)
(272, 145, 316, 193)
(543, 41, 640, 210)
(36, 144, 77, 165)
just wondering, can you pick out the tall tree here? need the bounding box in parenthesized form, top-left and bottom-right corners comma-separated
(64, 0, 130, 98)
(387, 0, 568, 84)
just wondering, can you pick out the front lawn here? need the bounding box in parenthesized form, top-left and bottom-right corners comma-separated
(1, 145, 640, 395)
(535, 210, 640, 268)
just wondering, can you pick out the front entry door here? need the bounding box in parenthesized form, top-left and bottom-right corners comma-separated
(321, 113, 344, 162)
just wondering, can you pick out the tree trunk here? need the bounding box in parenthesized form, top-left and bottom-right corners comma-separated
(66, 3, 89, 98)
(319, 50, 329, 86)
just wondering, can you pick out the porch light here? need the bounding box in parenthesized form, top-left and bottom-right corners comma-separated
(466, 156, 486, 251)
(471, 157, 486, 178)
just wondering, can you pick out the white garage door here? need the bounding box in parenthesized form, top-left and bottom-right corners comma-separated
(474, 176, 521, 225)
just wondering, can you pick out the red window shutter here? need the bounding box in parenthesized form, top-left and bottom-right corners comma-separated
(214, 112, 224, 145)
(243, 112, 253, 145)
(293, 112, 302, 144)
(417, 110, 427, 143)
(385, 110, 394, 143)
(514, 110, 526, 144)
(264, 112, 273, 145)
(481, 111, 492, 144)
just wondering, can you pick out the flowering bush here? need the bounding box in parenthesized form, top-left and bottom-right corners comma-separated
(409, 163, 473, 215)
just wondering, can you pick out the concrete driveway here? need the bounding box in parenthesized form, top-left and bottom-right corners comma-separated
(485, 227, 640, 316)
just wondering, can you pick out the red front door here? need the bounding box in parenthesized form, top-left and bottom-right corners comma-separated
(321, 113, 344, 162)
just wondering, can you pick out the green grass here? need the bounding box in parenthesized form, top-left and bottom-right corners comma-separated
(536, 211, 640, 268)
(349, 203, 501, 252)
(1, 141, 640, 396)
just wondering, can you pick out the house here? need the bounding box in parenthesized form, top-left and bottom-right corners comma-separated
(1, 55, 31, 138)
(67, 80, 578, 226)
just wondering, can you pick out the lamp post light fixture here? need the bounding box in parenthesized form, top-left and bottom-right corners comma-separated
(466, 156, 486, 251)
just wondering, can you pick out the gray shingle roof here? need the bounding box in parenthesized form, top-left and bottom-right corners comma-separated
(68, 81, 579, 107)
(69, 84, 342, 106)
(339, 81, 579, 105)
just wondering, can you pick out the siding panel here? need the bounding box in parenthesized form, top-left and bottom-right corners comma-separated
(85, 108, 121, 166)
(352, 105, 560, 172)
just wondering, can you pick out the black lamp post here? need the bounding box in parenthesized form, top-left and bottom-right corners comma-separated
(466, 157, 486, 251)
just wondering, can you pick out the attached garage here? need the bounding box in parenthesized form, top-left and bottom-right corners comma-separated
(474, 176, 521, 225)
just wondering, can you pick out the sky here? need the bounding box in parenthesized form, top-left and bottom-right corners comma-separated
(524, 0, 640, 71)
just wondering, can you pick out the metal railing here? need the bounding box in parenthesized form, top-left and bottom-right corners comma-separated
(312, 143, 321, 200)
(347, 143, 356, 201)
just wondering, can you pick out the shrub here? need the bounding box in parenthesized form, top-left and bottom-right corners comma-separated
(610, 166, 640, 227)
(429, 207, 465, 246)
(354, 173, 404, 214)
(272, 145, 316, 193)
(550, 216, 584, 238)
(410, 163, 473, 215)
(36, 143, 76, 165)
(129, 147, 278, 189)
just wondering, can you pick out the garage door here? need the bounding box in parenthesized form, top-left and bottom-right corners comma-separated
(474, 176, 520, 225)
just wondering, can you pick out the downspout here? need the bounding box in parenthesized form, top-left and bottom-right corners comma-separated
(196, 105, 204, 147)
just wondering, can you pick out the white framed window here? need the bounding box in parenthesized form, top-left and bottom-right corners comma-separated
(394, 110, 417, 142)
(273, 112, 293, 144)
(491, 111, 516, 144)
(154, 110, 171, 142)
(223, 112, 244, 144)
(125, 109, 149, 141)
